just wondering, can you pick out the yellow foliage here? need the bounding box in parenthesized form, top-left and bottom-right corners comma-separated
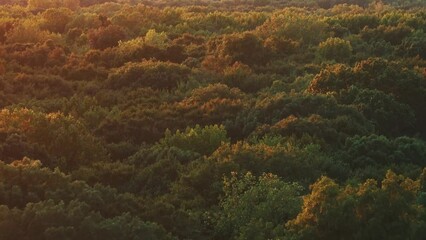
(28, 0, 80, 11)
(144, 29, 168, 49)
(6, 18, 60, 44)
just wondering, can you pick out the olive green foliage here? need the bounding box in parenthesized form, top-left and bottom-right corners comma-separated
(41, 8, 74, 34)
(0, 0, 425, 239)
(318, 37, 353, 62)
(214, 172, 303, 240)
(0, 108, 107, 170)
(161, 125, 229, 156)
(106, 60, 191, 90)
(0, 159, 173, 240)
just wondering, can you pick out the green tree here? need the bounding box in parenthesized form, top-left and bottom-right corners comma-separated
(106, 60, 191, 90)
(317, 37, 353, 62)
(0, 108, 107, 170)
(144, 29, 168, 49)
(216, 32, 269, 66)
(214, 172, 302, 240)
(257, 8, 328, 45)
(399, 30, 426, 59)
(339, 87, 416, 136)
(161, 125, 229, 156)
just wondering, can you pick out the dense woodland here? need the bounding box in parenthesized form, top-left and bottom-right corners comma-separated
(0, 0, 425, 239)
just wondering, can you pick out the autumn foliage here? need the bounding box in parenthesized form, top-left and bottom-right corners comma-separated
(0, 0, 425, 239)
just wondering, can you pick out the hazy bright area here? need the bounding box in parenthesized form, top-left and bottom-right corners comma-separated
(0, 0, 425, 239)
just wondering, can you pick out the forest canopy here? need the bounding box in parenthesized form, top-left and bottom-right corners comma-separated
(0, 0, 425, 239)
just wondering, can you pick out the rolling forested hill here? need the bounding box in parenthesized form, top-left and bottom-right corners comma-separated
(0, 0, 425, 239)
